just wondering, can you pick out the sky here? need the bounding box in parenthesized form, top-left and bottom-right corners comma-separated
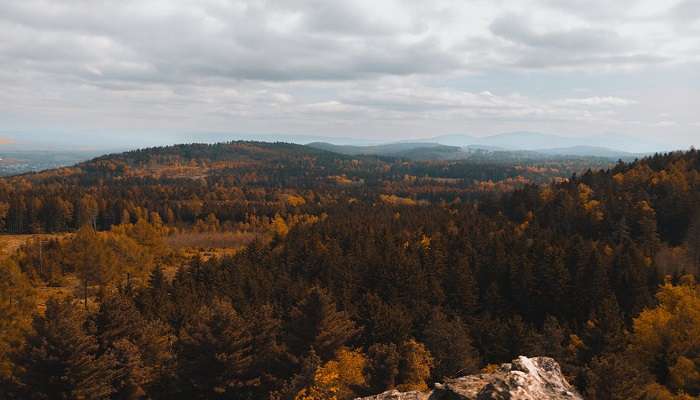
(0, 0, 699, 149)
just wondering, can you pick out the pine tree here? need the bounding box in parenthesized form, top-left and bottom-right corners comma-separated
(94, 293, 143, 352)
(137, 266, 172, 321)
(177, 299, 256, 398)
(423, 311, 480, 380)
(362, 293, 412, 345)
(245, 304, 290, 396)
(287, 287, 360, 361)
(107, 338, 150, 400)
(367, 343, 400, 393)
(585, 352, 646, 400)
(610, 241, 652, 318)
(445, 257, 479, 318)
(580, 296, 627, 362)
(15, 298, 117, 399)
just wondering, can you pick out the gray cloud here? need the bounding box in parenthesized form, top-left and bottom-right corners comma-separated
(0, 0, 462, 84)
(0, 0, 698, 147)
(487, 13, 668, 69)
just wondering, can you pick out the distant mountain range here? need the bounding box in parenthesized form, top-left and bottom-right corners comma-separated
(404, 132, 671, 154)
(307, 142, 465, 161)
(0, 131, 680, 162)
(307, 141, 646, 161)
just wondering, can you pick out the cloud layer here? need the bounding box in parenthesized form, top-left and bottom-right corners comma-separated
(0, 0, 698, 147)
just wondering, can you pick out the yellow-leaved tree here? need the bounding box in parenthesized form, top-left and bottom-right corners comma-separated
(631, 276, 700, 399)
(295, 347, 368, 400)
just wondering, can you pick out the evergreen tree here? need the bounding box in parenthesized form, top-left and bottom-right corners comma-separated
(107, 338, 150, 400)
(367, 343, 400, 393)
(15, 298, 117, 400)
(444, 257, 479, 318)
(177, 299, 256, 399)
(361, 293, 412, 345)
(245, 304, 290, 396)
(585, 352, 646, 400)
(610, 241, 653, 318)
(94, 293, 143, 352)
(422, 311, 480, 380)
(287, 287, 360, 361)
(136, 266, 172, 322)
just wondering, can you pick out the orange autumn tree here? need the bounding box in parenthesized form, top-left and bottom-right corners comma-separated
(630, 276, 700, 399)
(294, 347, 368, 400)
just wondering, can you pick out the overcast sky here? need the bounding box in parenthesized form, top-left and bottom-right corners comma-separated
(1, 0, 699, 149)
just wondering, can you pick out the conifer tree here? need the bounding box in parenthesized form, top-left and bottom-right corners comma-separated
(245, 304, 290, 396)
(610, 241, 652, 318)
(15, 298, 117, 400)
(94, 293, 143, 351)
(137, 266, 172, 321)
(177, 299, 256, 398)
(445, 257, 479, 318)
(287, 287, 360, 361)
(367, 343, 400, 393)
(423, 311, 480, 379)
(585, 352, 646, 400)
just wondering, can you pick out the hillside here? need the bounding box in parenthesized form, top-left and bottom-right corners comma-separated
(0, 141, 610, 235)
(2, 144, 700, 399)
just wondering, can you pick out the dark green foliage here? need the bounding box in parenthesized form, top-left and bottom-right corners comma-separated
(176, 299, 256, 399)
(287, 286, 360, 361)
(14, 298, 117, 400)
(585, 352, 646, 400)
(367, 343, 401, 393)
(422, 312, 480, 379)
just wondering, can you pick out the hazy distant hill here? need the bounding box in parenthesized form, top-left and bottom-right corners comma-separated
(411, 132, 670, 154)
(309, 141, 639, 161)
(533, 145, 641, 159)
(307, 142, 465, 160)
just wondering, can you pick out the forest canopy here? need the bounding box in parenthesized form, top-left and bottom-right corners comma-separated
(1, 142, 700, 400)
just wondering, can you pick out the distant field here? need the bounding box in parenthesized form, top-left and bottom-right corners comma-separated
(0, 233, 70, 260)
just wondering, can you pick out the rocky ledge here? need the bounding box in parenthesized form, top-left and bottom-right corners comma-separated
(357, 356, 583, 400)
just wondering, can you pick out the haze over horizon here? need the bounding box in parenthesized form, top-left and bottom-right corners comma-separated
(1, 0, 699, 150)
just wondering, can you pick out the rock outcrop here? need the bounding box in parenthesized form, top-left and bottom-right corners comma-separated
(357, 356, 583, 400)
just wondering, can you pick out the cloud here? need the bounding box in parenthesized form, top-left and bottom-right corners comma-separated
(0, 0, 463, 84)
(488, 13, 669, 69)
(0, 0, 698, 146)
(653, 120, 679, 127)
(561, 96, 638, 106)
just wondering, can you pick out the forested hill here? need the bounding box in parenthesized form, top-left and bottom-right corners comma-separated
(2, 145, 700, 399)
(89, 141, 346, 167)
(502, 149, 700, 246)
(0, 141, 607, 234)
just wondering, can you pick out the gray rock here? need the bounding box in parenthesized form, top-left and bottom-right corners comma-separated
(357, 356, 583, 400)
